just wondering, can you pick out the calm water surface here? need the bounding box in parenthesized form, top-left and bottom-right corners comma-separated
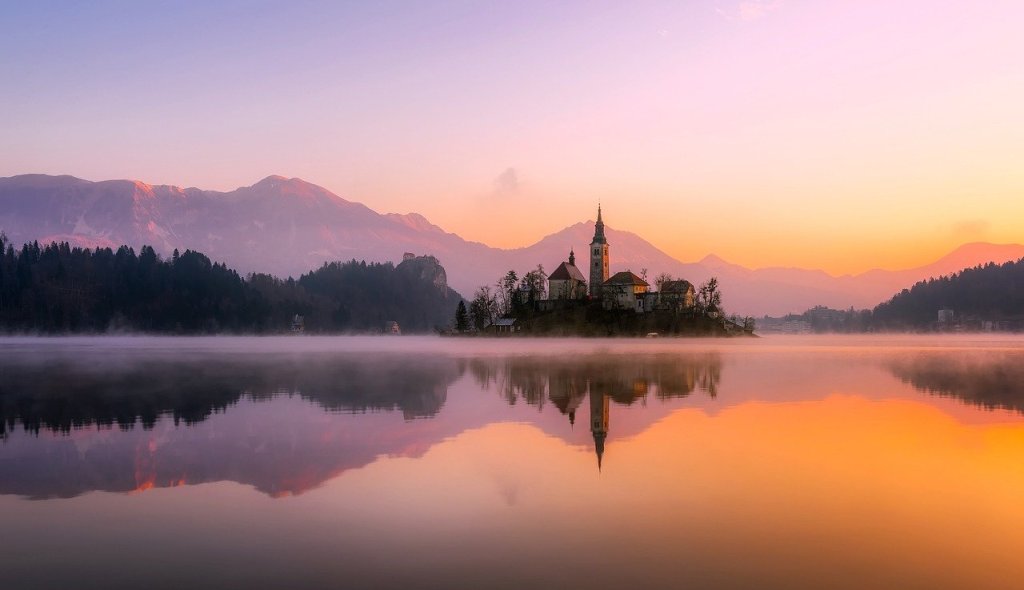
(3, 335, 1024, 589)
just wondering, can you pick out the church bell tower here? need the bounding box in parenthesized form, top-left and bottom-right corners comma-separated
(589, 204, 609, 297)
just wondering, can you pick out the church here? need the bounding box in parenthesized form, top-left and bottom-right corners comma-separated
(546, 205, 689, 313)
(547, 249, 587, 300)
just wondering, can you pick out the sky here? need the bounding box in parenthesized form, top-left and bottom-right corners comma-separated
(2, 0, 1023, 274)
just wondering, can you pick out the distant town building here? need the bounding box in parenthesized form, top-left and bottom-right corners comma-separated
(384, 321, 401, 334)
(938, 309, 954, 324)
(290, 314, 305, 333)
(548, 248, 587, 300)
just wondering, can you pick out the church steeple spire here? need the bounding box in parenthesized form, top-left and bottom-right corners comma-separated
(593, 204, 606, 244)
(569, 247, 576, 266)
(589, 203, 609, 297)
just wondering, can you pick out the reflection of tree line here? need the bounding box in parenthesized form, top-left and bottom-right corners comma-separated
(0, 356, 462, 438)
(889, 354, 1024, 414)
(468, 354, 722, 415)
(1, 352, 723, 440)
(0, 353, 726, 499)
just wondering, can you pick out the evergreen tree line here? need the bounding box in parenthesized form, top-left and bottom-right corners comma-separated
(0, 233, 461, 333)
(771, 258, 1024, 331)
(872, 258, 1024, 328)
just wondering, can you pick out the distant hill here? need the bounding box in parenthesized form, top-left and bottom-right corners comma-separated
(0, 174, 498, 297)
(872, 258, 1024, 329)
(4, 173, 1023, 316)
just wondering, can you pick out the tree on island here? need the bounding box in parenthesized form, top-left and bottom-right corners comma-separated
(696, 277, 722, 316)
(454, 300, 469, 333)
(469, 286, 498, 331)
(496, 270, 518, 316)
(494, 267, 549, 315)
(519, 265, 548, 303)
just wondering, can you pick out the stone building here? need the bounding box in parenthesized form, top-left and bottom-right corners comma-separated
(602, 271, 650, 311)
(659, 280, 695, 311)
(548, 249, 587, 300)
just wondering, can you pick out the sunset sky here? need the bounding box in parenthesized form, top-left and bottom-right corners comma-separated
(2, 1, 1022, 274)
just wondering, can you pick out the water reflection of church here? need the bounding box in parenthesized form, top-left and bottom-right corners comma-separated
(541, 357, 721, 471)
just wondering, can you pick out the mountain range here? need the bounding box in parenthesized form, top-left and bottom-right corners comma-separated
(2, 173, 1022, 316)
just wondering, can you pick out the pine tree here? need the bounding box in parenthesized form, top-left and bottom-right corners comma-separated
(455, 300, 469, 333)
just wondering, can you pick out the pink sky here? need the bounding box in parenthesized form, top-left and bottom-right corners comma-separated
(2, 1, 1022, 272)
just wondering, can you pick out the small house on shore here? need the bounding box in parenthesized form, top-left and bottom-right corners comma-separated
(487, 318, 519, 334)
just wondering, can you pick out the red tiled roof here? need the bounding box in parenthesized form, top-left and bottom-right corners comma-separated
(549, 261, 586, 282)
(603, 271, 649, 287)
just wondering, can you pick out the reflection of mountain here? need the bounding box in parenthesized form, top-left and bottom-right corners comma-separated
(0, 353, 465, 500)
(0, 398, 461, 500)
(890, 354, 1024, 414)
(0, 348, 727, 499)
(25, 345, 1015, 499)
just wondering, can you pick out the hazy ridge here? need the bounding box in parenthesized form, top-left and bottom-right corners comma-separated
(2, 174, 1022, 316)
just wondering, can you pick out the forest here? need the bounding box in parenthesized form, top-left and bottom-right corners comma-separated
(872, 258, 1024, 329)
(767, 257, 1024, 332)
(0, 233, 462, 333)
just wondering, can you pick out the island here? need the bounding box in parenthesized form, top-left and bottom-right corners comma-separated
(453, 206, 755, 337)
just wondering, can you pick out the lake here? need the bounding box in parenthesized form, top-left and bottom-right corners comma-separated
(2, 335, 1024, 589)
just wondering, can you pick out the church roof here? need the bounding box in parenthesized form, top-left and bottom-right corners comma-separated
(603, 271, 649, 287)
(549, 261, 586, 282)
(661, 279, 694, 293)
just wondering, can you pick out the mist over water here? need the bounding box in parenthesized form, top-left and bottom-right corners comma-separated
(2, 334, 1024, 589)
